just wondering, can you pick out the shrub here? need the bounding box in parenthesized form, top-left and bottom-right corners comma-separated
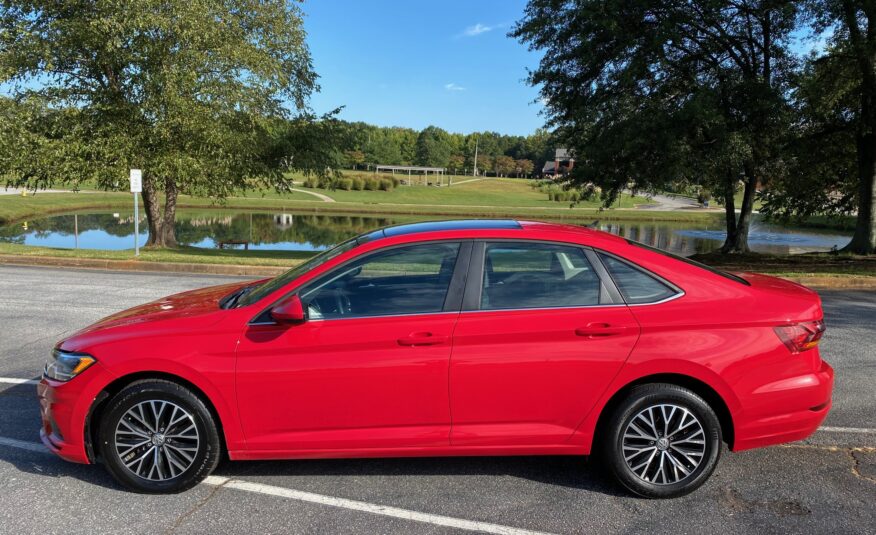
(351, 177, 364, 190)
(363, 178, 378, 190)
(379, 178, 392, 191)
(391, 177, 400, 188)
(336, 178, 353, 190)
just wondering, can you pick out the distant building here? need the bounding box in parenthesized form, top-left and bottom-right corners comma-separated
(542, 148, 575, 177)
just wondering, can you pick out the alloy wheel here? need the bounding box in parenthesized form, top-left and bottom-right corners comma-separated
(621, 403, 706, 485)
(114, 400, 200, 481)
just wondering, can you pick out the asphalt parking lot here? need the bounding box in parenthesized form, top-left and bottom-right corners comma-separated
(0, 265, 874, 534)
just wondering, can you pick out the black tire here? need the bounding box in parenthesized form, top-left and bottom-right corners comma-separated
(599, 383, 722, 498)
(98, 379, 221, 493)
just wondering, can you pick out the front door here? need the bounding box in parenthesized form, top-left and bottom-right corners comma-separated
(236, 241, 468, 452)
(449, 241, 640, 446)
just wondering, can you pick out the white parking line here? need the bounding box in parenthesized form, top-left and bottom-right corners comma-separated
(203, 476, 552, 535)
(0, 377, 37, 385)
(818, 426, 876, 434)
(0, 436, 551, 535)
(0, 436, 46, 453)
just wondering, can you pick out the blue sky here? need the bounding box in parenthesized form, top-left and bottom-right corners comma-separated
(302, 1, 545, 136)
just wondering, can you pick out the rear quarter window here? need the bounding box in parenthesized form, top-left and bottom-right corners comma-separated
(597, 252, 679, 304)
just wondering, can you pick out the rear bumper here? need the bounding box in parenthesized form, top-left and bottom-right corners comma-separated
(37, 364, 115, 464)
(732, 360, 834, 451)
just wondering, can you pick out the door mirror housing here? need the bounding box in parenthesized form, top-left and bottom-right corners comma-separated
(271, 295, 306, 323)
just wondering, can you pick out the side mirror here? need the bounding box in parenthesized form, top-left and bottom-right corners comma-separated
(271, 295, 306, 323)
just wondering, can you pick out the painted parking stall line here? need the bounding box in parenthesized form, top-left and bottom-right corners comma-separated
(0, 436, 553, 535)
(204, 476, 554, 535)
(0, 377, 38, 385)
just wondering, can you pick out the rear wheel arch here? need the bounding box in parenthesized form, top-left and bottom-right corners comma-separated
(593, 373, 735, 449)
(86, 372, 229, 463)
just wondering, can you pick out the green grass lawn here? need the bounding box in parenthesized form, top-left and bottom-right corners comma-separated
(290, 178, 651, 209)
(689, 251, 876, 277)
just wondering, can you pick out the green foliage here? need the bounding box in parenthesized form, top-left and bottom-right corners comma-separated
(513, 0, 799, 252)
(0, 0, 325, 247)
(415, 126, 453, 168)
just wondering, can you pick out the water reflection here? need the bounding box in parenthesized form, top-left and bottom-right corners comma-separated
(0, 210, 852, 256)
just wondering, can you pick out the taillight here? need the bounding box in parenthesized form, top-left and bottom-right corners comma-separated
(774, 320, 825, 354)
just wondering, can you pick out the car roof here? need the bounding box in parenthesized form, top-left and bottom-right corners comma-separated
(360, 219, 625, 245)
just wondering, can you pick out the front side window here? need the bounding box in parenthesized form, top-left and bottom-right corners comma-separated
(480, 242, 601, 310)
(598, 253, 678, 304)
(299, 242, 461, 319)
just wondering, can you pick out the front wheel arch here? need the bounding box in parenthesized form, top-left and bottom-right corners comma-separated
(593, 373, 735, 450)
(86, 372, 228, 463)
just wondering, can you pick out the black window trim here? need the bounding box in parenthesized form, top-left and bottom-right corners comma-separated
(461, 239, 627, 313)
(592, 249, 686, 306)
(248, 239, 473, 326)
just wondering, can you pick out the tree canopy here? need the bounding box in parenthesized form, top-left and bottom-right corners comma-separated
(1, 0, 327, 247)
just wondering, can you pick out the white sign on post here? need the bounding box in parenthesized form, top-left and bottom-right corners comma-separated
(130, 169, 141, 256)
(129, 169, 142, 193)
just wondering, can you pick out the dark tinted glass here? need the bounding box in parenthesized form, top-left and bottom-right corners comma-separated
(480, 243, 600, 310)
(299, 242, 460, 319)
(236, 237, 360, 307)
(598, 253, 678, 304)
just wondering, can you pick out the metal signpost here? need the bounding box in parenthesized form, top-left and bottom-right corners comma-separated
(130, 169, 142, 256)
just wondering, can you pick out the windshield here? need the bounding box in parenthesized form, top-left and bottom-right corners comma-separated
(235, 237, 362, 307)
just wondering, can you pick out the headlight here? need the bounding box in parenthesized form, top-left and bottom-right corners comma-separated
(45, 349, 96, 382)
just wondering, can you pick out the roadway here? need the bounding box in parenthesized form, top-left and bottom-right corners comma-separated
(0, 265, 873, 534)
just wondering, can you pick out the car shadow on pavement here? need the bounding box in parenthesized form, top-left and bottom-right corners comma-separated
(4, 379, 624, 496)
(212, 454, 627, 497)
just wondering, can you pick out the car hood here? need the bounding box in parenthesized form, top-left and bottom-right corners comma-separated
(68, 280, 259, 337)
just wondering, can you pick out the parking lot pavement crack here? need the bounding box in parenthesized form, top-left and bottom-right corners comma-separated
(162, 478, 228, 534)
(849, 451, 876, 485)
(778, 444, 876, 485)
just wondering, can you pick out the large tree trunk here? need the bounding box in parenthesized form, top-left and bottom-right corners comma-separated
(840, 0, 876, 254)
(160, 177, 178, 248)
(140, 176, 179, 248)
(141, 177, 164, 247)
(720, 170, 757, 253)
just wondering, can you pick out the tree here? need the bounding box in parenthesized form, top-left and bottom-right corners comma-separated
(415, 126, 453, 167)
(495, 155, 516, 177)
(477, 155, 493, 177)
(345, 150, 366, 170)
(513, 0, 799, 253)
(1, 0, 321, 247)
(516, 159, 534, 178)
(800, 0, 876, 254)
(448, 154, 466, 174)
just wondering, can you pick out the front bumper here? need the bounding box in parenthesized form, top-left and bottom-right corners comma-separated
(732, 359, 834, 451)
(37, 363, 115, 464)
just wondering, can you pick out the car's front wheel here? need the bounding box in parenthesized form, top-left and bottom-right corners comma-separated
(98, 379, 221, 493)
(600, 383, 722, 498)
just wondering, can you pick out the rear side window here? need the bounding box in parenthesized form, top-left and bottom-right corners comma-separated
(598, 253, 678, 304)
(481, 242, 601, 310)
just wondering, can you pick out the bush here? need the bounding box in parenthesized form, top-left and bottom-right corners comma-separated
(391, 177, 401, 188)
(378, 178, 392, 191)
(302, 177, 318, 188)
(351, 177, 364, 190)
(335, 178, 353, 190)
(363, 178, 378, 190)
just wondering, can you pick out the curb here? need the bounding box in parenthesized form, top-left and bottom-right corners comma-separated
(1, 254, 874, 289)
(0, 254, 287, 277)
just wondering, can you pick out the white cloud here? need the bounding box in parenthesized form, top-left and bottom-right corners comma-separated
(463, 23, 494, 37)
(444, 82, 466, 92)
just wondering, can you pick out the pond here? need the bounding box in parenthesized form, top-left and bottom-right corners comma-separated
(0, 209, 852, 257)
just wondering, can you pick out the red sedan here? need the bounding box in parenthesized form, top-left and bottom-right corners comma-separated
(38, 220, 833, 497)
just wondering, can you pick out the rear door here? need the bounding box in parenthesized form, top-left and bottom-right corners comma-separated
(449, 241, 640, 446)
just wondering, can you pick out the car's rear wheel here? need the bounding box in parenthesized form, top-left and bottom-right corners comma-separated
(98, 379, 220, 493)
(600, 383, 722, 498)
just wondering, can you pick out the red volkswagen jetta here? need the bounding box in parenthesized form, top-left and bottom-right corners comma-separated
(38, 220, 833, 497)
